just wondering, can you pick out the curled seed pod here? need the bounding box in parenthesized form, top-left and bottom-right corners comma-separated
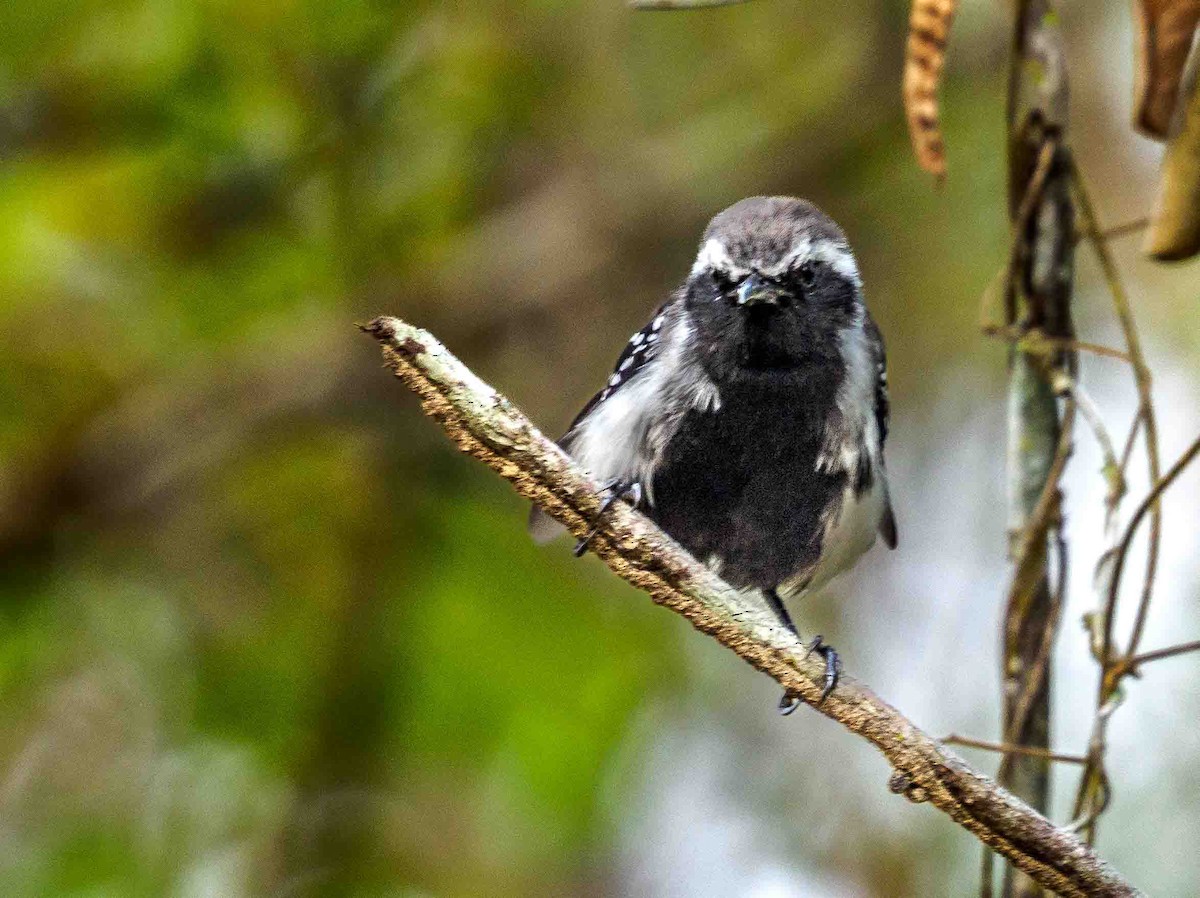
(903, 0, 957, 181)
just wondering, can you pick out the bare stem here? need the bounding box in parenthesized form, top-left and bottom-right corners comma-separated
(1115, 639, 1200, 675)
(1102, 435, 1200, 670)
(1049, 371, 1124, 508)
(1069, 166, 1164, 844)
(628, 0, 754, 9)
(1072, 167, 1163, 666)
(982, 323, 1134, 365)
(1075, 217, 1149, 244)
(944, 734, 1088, 765)
(1074, 433, 1200, 836)
(1003, 138, 1059, 324)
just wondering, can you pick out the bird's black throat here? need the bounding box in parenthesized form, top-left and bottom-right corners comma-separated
(738, 305, 799, 370)
(688, 284, 847, 385)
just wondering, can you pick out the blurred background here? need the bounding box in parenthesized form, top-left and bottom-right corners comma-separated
(1, 0, 1198, 895)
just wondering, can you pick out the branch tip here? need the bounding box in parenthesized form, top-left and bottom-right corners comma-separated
(360, 316, 427, 358)
(358, 316, 397, 340)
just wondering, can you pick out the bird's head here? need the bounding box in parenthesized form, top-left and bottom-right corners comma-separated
(683, 196, 864, 380)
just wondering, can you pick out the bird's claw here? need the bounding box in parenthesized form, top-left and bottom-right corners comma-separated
(778, 692, 802, 715)
(777, 636, 840, 714)
(804, 635, 840, 705)
(573, 480, 643, 557)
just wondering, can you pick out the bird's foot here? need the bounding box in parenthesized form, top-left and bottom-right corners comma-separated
(777, 635, 840, 714)
(573, 480, 643, 557)
(805, 635, 840, 705)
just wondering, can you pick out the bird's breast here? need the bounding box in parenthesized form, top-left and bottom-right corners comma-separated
(646, 383, 850, 590)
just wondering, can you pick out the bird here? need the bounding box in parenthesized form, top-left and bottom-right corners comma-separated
(529, 196, 897, 711)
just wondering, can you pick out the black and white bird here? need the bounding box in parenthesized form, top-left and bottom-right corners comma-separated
(530, 196, 897, 710)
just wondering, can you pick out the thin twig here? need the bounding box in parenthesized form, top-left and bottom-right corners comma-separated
(1075, 217, 1149, 244)
(1101, 433, 1200, 677)
(1113, 639, 1200, 676)
(997, 396, 1074, 788)
(1074, 434, 1200, 838)
(1072, 168, 1163, 667)
(1049, 371, 1123, 508)
(944, 734, 1087, 765)
(1048, 339, 1129, 365)
(1118, 409, 1143, 479)
(362, 316, 1141, 898)
(1070, 168, 1164, 844)
(1004, 139, 1059, 324)
(1069, 696, 1121, 839)
(628, 0, 754, 8)
(982, 323, 1134, 365)
(1067, 769, 1112, 834)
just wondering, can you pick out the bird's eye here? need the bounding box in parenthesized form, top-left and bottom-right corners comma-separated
(710, 269, 736, 293)
(793, 262, 817, 290)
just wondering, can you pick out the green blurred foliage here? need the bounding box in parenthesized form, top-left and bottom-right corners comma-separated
(2, 0, 1196, 895)
(0, 0, 1013, 894)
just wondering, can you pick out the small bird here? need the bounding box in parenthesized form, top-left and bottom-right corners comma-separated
(530, 196, 897, 710)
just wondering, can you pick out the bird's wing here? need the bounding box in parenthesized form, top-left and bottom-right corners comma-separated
(563, 301, 671, 434)
(528, 301, 674, 543)
(865, 312, 898, 549)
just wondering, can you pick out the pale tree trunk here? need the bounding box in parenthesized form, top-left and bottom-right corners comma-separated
(995, 2, 1076, 897)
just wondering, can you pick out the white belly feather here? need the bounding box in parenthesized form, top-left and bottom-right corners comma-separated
(789, 477, 885, 598)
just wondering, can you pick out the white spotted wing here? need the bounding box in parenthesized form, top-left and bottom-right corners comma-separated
(528, 303, 671, 543)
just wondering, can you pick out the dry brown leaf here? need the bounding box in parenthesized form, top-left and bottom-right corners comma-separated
(1145, 75, 1200, 259)
(903, 0, 957, 180)
(1133, 0, 1200, 138)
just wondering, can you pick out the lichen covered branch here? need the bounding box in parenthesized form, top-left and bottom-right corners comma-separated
(361, 315, 1140, 898)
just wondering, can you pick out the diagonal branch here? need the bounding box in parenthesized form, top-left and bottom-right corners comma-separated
(361, 315, 1140, 898)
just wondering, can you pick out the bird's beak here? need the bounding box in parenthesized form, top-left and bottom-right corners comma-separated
(737, 273, 783, 308)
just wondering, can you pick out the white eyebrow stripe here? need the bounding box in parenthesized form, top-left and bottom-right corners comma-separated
(758, 237, 862, 285)
(693, 235, 861, 285)
(809, 241, 861, 283)
(690, 238, 748, 278)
